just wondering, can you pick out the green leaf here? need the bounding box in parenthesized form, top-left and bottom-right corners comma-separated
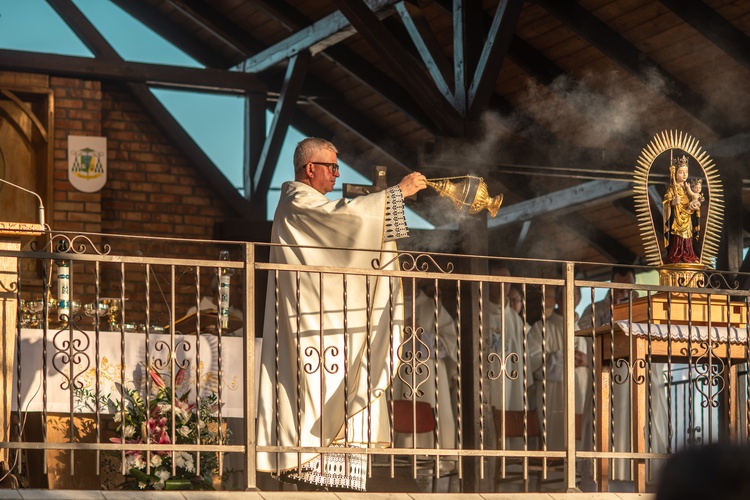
(165, 478, 192, 490)
(128, 467, 153, 483)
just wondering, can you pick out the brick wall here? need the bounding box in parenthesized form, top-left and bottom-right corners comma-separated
(50, 77, 238, 240)
(51, 77, 103, 234)
(47, 77, 244, 327)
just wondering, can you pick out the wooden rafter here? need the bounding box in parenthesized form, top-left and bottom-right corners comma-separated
(160, 0, 255, 59)
(240, 0, 399, 73)
(394, 1, 454, 105)
(110, 0, 239, 67)
(331, 0, 465, 136)
(252, 51, 311, 201)
(660, 0, 750, 72)
(251, 0, 440, 133)
(0, 49, 265, 94)
(112, 0, 425, 180)
(466, 0, 525, 119)
(453, 0, 484, 116)
(488, 180, 634, 228)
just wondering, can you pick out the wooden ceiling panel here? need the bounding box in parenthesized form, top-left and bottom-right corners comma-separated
(586, 0, 653, 24)
(515, 3, 562, 39)
(497, 59, 535, 93)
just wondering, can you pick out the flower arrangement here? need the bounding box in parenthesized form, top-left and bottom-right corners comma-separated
(77, 364, 228, 490)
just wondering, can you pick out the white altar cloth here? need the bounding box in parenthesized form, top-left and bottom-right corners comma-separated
(614, 320, 748, 345)
(13, 329, 253, 418)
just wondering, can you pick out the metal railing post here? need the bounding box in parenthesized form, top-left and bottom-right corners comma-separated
(563, 262, 578, 491)
(245, 242, 257, 490)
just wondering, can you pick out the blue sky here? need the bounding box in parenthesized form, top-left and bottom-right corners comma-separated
(0, 0, 432, 227)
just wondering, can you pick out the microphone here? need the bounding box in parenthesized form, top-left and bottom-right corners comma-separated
(0, 177, 46, 228)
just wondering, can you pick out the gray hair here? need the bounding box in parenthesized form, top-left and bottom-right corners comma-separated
(293, 137, 338, 171)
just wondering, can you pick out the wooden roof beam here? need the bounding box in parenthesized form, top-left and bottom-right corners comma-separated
(429, 0, 589, 151)
(48, 0, 120, 60)
(252, 51, 311, 201)
(660, 0, 750, 72)
(113, 0, 435, 170)
(488, 179, 634, 228)
(160, 0, 258, 60)
(466, 0, 525, 119)
(331, 0, 465, 136)
(453, 0, 484, 116)
(486, 168, 637, 263)
(251, 0, 440, 134)
(240, 0, 399, 73)
(0, 49, 265, 94)
(393, 1, 454, 106)
(535, 0, 736, 137)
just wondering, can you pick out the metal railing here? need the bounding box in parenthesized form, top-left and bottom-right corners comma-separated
(0, 230, 748, 493)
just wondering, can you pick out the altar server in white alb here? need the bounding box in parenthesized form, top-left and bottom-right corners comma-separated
(256, 137, 427, 492)
(486, 263, 530, 452)
(578, 267, 668, 482)
(392, 279, 459, 453)
(528, 286, 591, 451)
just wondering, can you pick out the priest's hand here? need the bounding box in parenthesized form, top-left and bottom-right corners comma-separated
(574, 349, 588, 368)
(398, 172, 428, 198)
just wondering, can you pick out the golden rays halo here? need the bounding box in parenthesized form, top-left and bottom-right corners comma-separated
(634, 130, 724, 268)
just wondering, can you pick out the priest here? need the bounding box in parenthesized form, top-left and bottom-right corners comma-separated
(256, 137, 427, 491)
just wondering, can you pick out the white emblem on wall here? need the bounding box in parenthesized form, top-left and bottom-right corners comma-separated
(68, 135, 107, 193)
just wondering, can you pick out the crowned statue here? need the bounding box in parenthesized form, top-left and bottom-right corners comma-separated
(662, 155, 703, 265)
(633, 130, 723, 286)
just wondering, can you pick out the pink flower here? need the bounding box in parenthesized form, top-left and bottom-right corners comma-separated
(109, 436, 143, 456)
(149, 367, 166, 389)
(175, 367, 186, 385)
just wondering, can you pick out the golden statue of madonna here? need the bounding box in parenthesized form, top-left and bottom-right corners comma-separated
(662, 155, 704, 265)
(426, 175, 503, 217)
(633, 130, 724, 286)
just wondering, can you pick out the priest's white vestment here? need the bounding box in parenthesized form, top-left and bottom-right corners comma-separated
(256, 181, 405, 486)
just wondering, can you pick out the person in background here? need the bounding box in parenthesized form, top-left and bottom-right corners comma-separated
(486, 262, 530, 454)
(507, 285, 524, 316)
(578, 266, 668, 487)
(392, 279, 458, 467)
(255, 137, 427, 492)
(527, 286, 591, 452)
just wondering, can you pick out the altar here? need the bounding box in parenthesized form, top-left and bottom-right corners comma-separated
(586, 292, 749, 493)
(12, 328, 259, 489)
(13, 328, 248, 417)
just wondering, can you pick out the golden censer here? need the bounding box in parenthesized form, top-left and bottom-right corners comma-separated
(426, 175, 503, 218)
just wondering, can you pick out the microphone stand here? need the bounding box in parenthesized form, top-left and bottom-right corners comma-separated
(0, 177, 46, 228)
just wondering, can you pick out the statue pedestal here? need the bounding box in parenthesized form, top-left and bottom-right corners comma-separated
(612, 290, 747, 326)
(657, 263, 709, 287)
(593, 287, 744, 493)
(0, 222, 43, 467)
